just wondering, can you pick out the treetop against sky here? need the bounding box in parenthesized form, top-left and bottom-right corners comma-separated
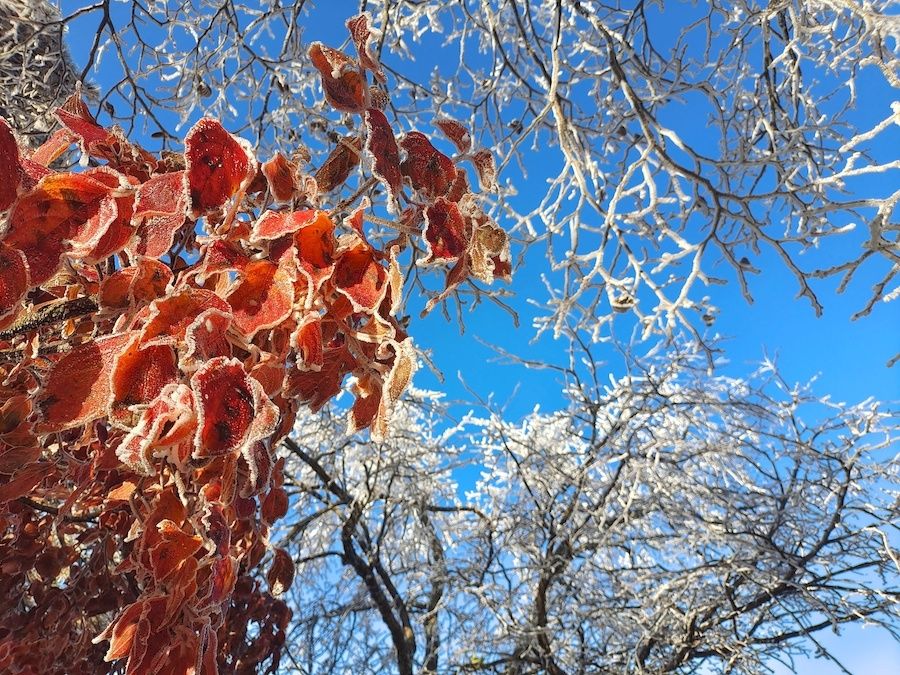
(0, 1, 897, 673)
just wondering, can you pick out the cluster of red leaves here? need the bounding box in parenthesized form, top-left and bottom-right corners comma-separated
(0, 13, 509, 675)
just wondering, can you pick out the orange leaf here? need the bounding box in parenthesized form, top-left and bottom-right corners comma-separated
(261, 152, 298, 203)
(291, 314, 324, 371)
(291, 211, 337, 294)
(331, 245, 388, 312)
(227, 254, 296, 337)
(5, 171, 113, 285)
(109, 335, 178, 424)
(118, 384, 197, 474)
(251, 209, 317, 242)
(99, 258, 172, 309)
(96, 600, 145, 662)
(36, 333, 133, 433)
(309, 43, 367, 113)
(28, 127, 76, 169)
(350, 373, 382, 433)
(149, 519, 203, 581)
(180, 307, 233, 372)
(140, 287, 231, 346)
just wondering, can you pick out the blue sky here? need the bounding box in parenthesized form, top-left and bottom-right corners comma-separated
(60, 0, 898, 671)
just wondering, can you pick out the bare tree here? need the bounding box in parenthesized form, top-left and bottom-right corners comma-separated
(277, 341, 899, 674)
(0, 0, 83, 144)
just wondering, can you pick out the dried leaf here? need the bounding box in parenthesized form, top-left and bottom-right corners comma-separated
(309, 43, 367, 113)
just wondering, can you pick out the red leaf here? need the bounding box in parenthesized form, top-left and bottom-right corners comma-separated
(64, 168, 129, 260)
(199, 623, 218, 675)
(262, 486, 289, 526)
(0, 462, 46, 503)
(308, 43, 367, 113)
(434, 117, 472, 154)
(0, 393, 32, 439)
(365, 108, 401, 206)
(123, 600, 170, 674)
(350, 373, 382, 433)
(180, 308, 233, 372)
(286, 343, 356, 412)
(0, 243, 28, 322)
(0, 117, 20, 210)
(57, 95, 158, 180)
(346, 13, 386, 83)
(199, 239, 249, 277)
(117, 384, 197, 474)
(202, 503, 231, 556)
(29, 127, 76, 169)
(192, 357, 256, 457)
(240, 441, 274, 498)
(422, 257, 470, 316)
(131, 171, 189, 258)
(84, 196, 136, 263)
(204, 555, 236, 607)
(251, 209, 317, 242)
(351, 338, 416, 437)
(185, 119, 255, 212)
(343, 198, 369, 243)
(140, 287, 231, 347)
(400, 132, 456, 200)
(36, 334, 133, 433)
(314, 136, 362, 193)
(56, 105, 110, 148)
(266, 548, 294, 596)
(423, 197, 469, 262)
(446, 167, 470, 203)
(332, 245, 388, 312)
(0, 445, 41, 475)
(99, 258, 172, 309)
